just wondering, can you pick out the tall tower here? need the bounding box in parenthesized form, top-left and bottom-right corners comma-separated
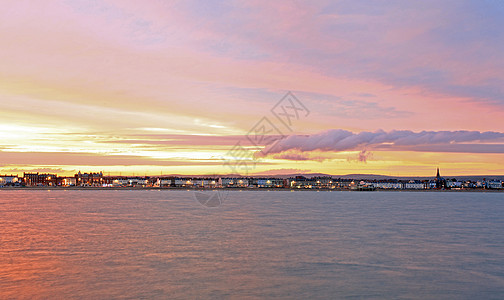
(435, 167, 445, 189)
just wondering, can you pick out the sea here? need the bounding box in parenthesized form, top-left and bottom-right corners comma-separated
(0, 190, 503, 299)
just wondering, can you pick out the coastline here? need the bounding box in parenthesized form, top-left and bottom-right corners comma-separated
(1, 186, 503, 192)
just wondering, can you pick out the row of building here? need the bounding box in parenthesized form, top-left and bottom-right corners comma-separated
(0, 170, 503, 190)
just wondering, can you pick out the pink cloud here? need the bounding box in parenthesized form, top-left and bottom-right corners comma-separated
(264, 129, 504, 155)
(1, 1, 504, 175)
(2, 0, 503, 135)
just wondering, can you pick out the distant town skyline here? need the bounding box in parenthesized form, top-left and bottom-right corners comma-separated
(1, 1, 504, 177)
(2, 168, 503, 190)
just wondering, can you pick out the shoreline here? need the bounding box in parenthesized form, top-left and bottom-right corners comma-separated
(1, 186, 503, 192)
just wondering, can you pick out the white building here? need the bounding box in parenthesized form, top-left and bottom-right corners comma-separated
(486, 181, 503, 189)
(173, 179, 193, 187)
(446, 181, 463, 189)
(192, 179, 218, 188)
(256, 178, 283, 188)
(60, 177, 77, 186)
(111, 179, 130, 186)
(0, 175, 20, 186)
(110, 178, 149, 187)
(370, 182, 403, 189)
(404, 182, 426, 189)
(157, 179, 172, 187)
(219, 178, 249, 187)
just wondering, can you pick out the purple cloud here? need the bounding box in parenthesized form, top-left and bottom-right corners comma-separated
(180, 1, 504, 107)
(263, 129, 504, 155)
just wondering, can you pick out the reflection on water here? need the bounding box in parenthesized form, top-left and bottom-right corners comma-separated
(1, 190, 504, 299)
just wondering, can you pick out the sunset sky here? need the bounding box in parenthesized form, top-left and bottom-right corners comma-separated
(1, 0, 504, 177)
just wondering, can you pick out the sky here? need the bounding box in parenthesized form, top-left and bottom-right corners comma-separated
(1, 0, 504, 177)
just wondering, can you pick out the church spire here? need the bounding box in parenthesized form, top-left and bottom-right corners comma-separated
(436, 167, 440, 178)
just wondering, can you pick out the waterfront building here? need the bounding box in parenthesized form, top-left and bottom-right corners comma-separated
(126, 177, 149, 187)
(369, 181, 403, 189)
(75, 171, 103, 186)
(110, 178, 131, 187)
(23, 172, 57, 186)
(404, 181, 427, 189)
(219, 178, 249, 188)
(486, 180, 503, 189)
(105, 176, 150, 187)
(59, 177, 77, 186)
(0, 175, 21, 186)
(463, 181, 475, 188)
(288, 176, 318, 189)
(312, 176, 334, 188)
(191, 178, 218, 188)
(254, 178, 283, 188)
(156, 178, 173, 187)
(446, 180, 463, 189)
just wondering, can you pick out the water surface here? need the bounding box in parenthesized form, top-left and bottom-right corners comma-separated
(1, 190, 503, 299)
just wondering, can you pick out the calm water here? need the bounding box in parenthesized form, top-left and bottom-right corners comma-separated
(1, 190, 503, 299)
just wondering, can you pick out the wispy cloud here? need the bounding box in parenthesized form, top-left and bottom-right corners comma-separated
(0, 151, 225, 167)
(264, 129, 504, 158)
(0, 167, 72, 174)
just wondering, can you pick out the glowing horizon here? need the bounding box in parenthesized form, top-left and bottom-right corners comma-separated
(1, 1, 504, 177)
